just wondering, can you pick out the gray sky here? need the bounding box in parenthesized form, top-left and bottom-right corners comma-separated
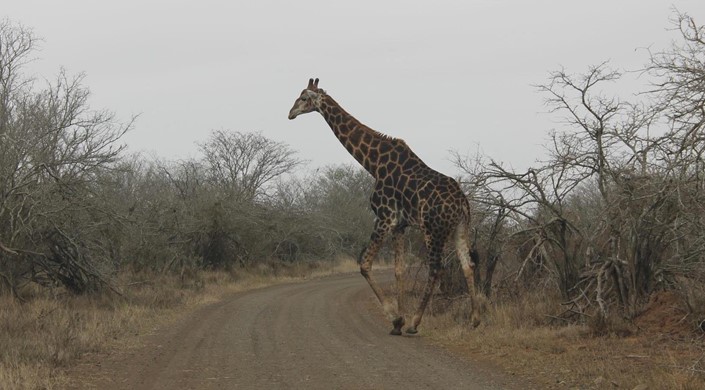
(5, 1, 705, 175)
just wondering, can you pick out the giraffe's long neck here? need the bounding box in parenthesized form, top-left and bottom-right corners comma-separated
(317, 95, 422, 178)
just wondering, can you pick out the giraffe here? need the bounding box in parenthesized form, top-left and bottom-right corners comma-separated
(288, 78, 480, 335)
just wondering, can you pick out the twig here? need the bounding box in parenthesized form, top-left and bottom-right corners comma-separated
(0, 240, 18, 255)
(120, 280, 154, 287)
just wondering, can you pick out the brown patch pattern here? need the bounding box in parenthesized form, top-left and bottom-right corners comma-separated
(289, 78, 480, 334)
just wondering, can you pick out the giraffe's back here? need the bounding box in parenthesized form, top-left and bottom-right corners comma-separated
(372, 163, 468, 231)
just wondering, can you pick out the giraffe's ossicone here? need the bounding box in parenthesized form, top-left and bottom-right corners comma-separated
(289, 78, 480, 335)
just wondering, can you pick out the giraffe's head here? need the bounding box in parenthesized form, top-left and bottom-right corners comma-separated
(288, 78, 324, 120)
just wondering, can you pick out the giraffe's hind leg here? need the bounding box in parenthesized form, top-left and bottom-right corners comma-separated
(391, 228, 407, 334)
(406, 231, 446, 334)
(405, 259, 442, 334)
(455, 218, 481, 327)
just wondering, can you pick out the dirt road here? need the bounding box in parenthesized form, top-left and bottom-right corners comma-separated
(72, 272, 526, 389)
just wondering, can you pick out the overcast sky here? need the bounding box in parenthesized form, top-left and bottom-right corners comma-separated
(5, 1, 705, 175)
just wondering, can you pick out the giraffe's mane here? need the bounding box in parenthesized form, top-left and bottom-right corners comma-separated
(365, 126, 402, 143)
(321, 91, 403, 144)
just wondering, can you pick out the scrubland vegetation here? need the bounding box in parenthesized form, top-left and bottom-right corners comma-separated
(421, 11, 705, 389)
(1, 10, 705, 389)
(0, 18, 373, 388)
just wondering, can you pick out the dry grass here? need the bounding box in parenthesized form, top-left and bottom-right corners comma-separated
(1, 291, 147, 390)
(16, 256, 701, 389)
(415, 287, 705, 389)
(0, 257, 359, 390)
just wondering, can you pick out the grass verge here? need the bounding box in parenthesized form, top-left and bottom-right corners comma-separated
(417, 288, 705, 389)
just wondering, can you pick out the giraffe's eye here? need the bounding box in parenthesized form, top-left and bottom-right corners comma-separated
(301, 96, 308, 101)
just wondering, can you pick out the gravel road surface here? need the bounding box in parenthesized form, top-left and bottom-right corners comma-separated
(71, 272, 526, 389)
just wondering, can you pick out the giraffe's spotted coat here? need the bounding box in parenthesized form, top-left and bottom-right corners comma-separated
(289, 78, 480, 334)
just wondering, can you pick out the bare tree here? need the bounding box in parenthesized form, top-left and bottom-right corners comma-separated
(644, 12, 705, 306)
(451, 152, 510, 297)
(199, 130, 302, 202)
(452, 12, 705, 324)
(0, 19, 132, 295)
(647, 11, 705, 135)
(0, 18, 35, 136)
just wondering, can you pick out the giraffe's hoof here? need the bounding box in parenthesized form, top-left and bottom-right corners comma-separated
(405, 327, 418, 335)
(390, 316, 405, 336)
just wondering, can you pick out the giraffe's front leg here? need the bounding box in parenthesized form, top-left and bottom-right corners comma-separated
(405, 260, 442, 334)
(359, 219, 404, 335)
